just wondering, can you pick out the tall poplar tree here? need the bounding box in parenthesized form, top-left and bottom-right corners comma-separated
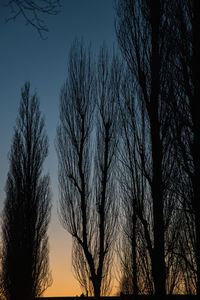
(115, 0, 176, 295)
(1, 82, 52, 300)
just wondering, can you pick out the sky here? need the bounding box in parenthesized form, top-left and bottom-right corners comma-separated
(0, 1, 117, 297)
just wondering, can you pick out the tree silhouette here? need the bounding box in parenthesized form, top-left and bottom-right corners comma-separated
(1, 82, 52, 300)
(171, 0, 200, 295)
(92, 46, 120, 296)
(4, 0, 61, 38)
(117, 68, 154, 295)
(57, 40, 119, 297)
(115, 0, 178, 296)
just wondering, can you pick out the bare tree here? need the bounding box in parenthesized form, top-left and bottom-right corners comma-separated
(57, 39, 96, 296)
(170, 0, 200, 294)
(115, 0, 178, 296)
(93, 46, 120, 296)
(1, 82, 52, 300)
(117, 68, 154, 295)
(3, 0, 61, 38)
(57, 40, 119, 297)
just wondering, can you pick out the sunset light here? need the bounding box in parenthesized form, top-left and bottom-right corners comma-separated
(0, 1, 200, 299)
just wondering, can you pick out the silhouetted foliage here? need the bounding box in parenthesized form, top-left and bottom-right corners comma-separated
(57, 40, 120, 297)
(4, 0, 61, 38)
(1, 82, 52, 300)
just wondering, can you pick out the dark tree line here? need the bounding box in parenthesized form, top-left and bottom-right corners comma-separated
(1, 0, 200, 298)
(56, 0, 200, 294)
(115, 0, 177, 296)
(115, 0, 200, 297)
(168, 0, 200, 294)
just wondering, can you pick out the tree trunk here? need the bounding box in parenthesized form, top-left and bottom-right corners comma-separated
(149, 0, 166, 296)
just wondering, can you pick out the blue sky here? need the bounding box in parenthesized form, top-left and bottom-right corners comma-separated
(0, 1, 117, 296)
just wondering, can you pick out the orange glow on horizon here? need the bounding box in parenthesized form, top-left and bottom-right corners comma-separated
(43, 211, 118, 297)
(43, 213, 82, 297)
(44, 274, 82, 297)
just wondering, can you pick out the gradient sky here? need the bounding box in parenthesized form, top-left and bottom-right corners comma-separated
(0, 1, 117, 297)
